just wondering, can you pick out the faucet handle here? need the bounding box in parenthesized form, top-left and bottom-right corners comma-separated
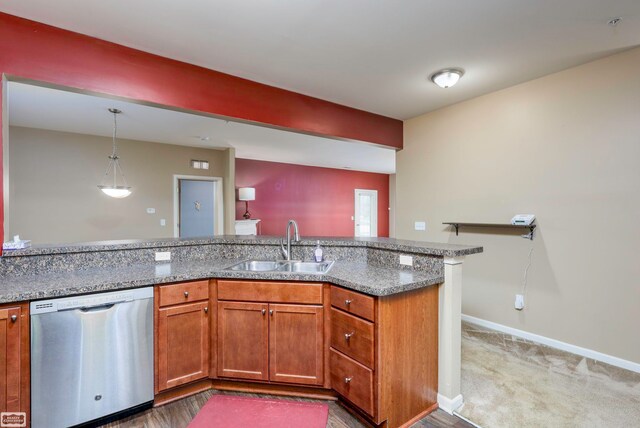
(279, 238, 288, 259)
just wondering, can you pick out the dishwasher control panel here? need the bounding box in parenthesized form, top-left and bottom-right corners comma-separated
(31, 287, 153, 314)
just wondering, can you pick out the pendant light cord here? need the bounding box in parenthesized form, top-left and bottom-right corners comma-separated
(99, 109, 128, 188)
(111, 109, 118, 159)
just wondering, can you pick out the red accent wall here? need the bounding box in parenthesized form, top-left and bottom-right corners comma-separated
(0, 12, 402, 252)
(235, 159, 389, 237)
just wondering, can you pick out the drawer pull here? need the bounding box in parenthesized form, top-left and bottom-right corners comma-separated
(344, 332, 354, 341)
(344, 377, 352, 384)
(184, 291, 189, 298)
(345, 299, 352, 306)
(262, 309, 267, 315)
(10, 315, 17, 323)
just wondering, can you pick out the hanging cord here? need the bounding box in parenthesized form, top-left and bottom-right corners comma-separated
(99, 109, 128, 188)
(521, 246, 534, 295)
(111, 108, 118, 158)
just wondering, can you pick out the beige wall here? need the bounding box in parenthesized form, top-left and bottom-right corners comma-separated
(8, 127, 234, 244)
(396, 47, 640, 363)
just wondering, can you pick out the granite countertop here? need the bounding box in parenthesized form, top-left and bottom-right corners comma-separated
(0, 258, 444, 304)
(4, 235, 483, 258)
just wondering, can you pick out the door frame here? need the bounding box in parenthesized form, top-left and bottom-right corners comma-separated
(354, 189, 378, 238)
(173, 175, 224, 238)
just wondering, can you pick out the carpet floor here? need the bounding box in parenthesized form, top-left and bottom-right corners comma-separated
(458, 321, 640, 428)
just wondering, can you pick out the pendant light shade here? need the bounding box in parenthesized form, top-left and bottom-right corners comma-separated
(98, 108, 132, 198)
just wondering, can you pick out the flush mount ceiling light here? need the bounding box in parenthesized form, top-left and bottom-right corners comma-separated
(430, 68, 465, 89)
(97, 108, 132, 198)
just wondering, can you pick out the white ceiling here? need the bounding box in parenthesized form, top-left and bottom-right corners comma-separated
(7, 82, 396, 173)
(1, 1, 639, 119)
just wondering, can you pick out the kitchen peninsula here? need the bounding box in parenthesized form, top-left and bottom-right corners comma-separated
(0, 236, 482, 427)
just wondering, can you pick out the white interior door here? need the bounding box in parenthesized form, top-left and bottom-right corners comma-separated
(354, 189, 378, 237)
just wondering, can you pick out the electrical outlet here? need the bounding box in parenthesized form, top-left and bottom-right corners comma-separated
(160, 219, 166, 226)
(414, 221, 426, 231)
(515, 294, 525, 310)
(399, 255, 413, 266)
(155, 251, 171, 262)
(146, 208, 156, 214)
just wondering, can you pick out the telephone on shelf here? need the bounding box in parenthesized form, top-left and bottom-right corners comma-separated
(511, 214, 536, 226)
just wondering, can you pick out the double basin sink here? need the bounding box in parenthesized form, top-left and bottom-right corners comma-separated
(227, 260, 334, 274)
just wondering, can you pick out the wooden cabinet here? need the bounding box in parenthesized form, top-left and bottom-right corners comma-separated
(216, 280, 325, 387)
(217, 301, 269, 381)
(269, 304, 323, 385)
(0, 303, 29, 425)
(330, 285, 439, 427)
(156, 282, 210, 392)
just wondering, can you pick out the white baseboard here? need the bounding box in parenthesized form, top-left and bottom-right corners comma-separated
(437, 393, 464, 414)
(462, 314, 640, 374)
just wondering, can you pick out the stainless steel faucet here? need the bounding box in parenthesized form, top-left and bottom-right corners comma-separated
(280, 219, 300, 260)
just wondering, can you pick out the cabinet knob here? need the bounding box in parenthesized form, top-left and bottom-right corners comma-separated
(344, 377, 352, 384)
(184, 291, 189, 298)
(204, 307, 208, 313)
(262, 309, 266, 315)
(269, 310, 274, 316)
(344, 299, 352, 306)
(344, 332, 354, 341)
(10, 315, 17, 323)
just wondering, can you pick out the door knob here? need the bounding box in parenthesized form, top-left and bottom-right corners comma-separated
(344, 377, 352, 384)
(344, 332, 354, 341)
(10, 315, 17, 323)
(184, 291, 189, 298)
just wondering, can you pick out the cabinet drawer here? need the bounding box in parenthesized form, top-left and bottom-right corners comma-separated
(330, 349, 375, 417)
(217, 280, 323, 304)
(330, 308, 374, 368)
(158, 280, 209, 307)
(331, 286, 375, 322)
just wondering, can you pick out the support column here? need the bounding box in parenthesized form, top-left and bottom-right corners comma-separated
(438, 256, 465, 413)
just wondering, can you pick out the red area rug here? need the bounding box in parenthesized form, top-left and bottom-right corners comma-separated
(188, 395, 329, 428)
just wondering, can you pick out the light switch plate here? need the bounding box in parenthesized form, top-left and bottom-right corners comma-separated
(155, 251, 171, 262)
(414, 221, 426, 231)
(399, 255, 413, 266)
(160, 219, 166, 226)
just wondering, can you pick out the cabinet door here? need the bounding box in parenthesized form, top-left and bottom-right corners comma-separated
(0, 306, 22, 412)
(269, 304, 324, 385)
(157, 302, 210, 391)
(217, 301, 269, 381)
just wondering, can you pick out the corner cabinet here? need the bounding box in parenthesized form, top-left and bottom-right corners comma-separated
(216, 280, 325, 387)
(0, 302, 29, 425)
(329, 285, 439, 427)
(155, 281, 210, 393)
(153, 278, 440, 428)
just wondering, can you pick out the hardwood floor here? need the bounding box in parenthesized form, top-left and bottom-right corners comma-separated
(100, 390, 473, 428)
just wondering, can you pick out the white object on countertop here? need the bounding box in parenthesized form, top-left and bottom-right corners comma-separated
(511, 214, 536, 225)
(235, 219, 260, 235)
(314, 240, 324, 262)
(3, 235, 32, 250)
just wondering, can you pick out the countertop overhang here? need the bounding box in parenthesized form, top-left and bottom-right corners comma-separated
(0, 258, 444, 303)
(0, 236, 482, 304)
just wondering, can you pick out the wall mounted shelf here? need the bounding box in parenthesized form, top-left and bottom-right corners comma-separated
(443, 222, 536, 240)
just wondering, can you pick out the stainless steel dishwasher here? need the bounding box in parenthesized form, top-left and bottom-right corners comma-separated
(30, 287, 154, 428)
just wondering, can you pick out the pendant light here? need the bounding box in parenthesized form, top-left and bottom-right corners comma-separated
(98, 108, 132, 198)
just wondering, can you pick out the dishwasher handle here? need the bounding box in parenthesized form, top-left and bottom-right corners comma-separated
(79, 303, 119, 312)
(59, 300, 127, 312)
